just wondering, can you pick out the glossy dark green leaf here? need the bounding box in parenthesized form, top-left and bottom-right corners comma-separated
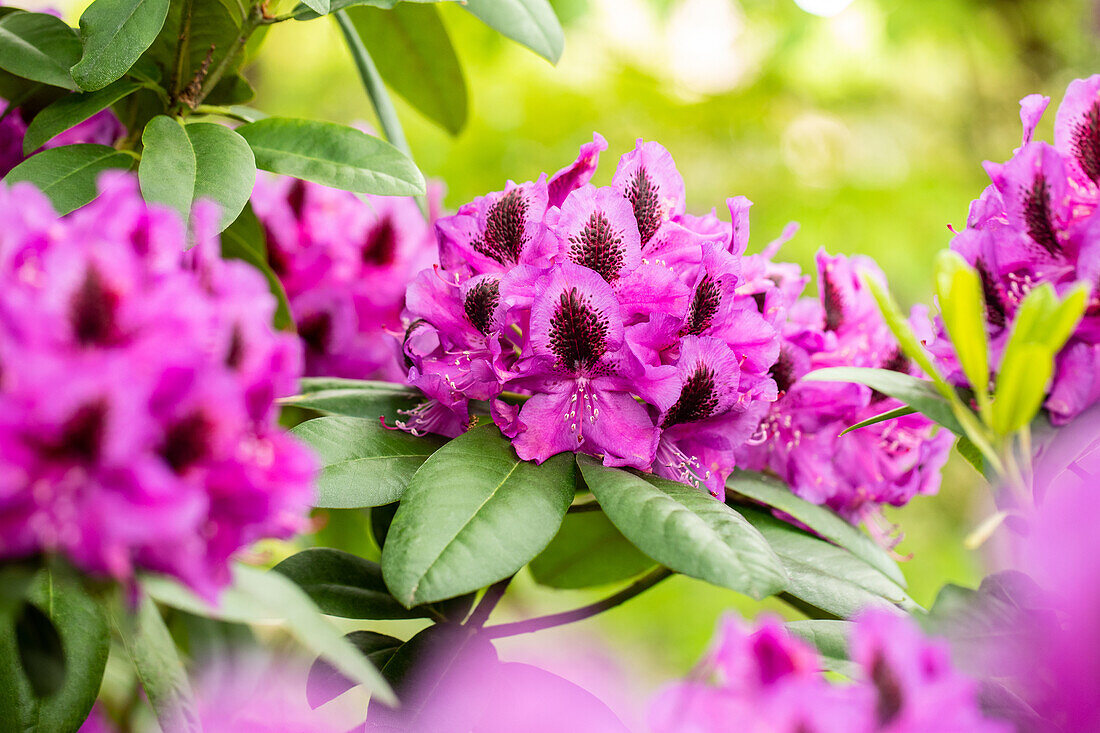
(726, 470, 906, 587)
(347, 4, 467, 135)
(220, 203, 294, 331)
(306, 630, 402, 708)
(203, 73, 255, 106)
(112, 597, 200, 733)
(0, 561, 38, 616)
(529, 510, 656, 589)
(579, 457, 786, 600)
(143, 564, 396, 704)
(3, 144, 134, 214)
(802, 366, 964, 435)
(382, 425, 575, 607)
(0, 12, 80, 89)
(463, 0, 563, 63)
(292, 416, 445, 508)
(23, 79, 140, 153)
(0, 567, 109, 732)
(139, 117, 255, 231)
(282, 379, 422, 422)
(145, 0, 242, 98)
(274, 548, 435, 619)
(14, 603, 65, 697)
(739, 507, 915, 619)
(237, 118, 424, 196)
(71, 0, 171, 91)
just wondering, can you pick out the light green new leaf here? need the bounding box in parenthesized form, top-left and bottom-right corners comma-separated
(463, 0, 564, 64)
(802, 366, 964, 436)
(143, 564, 396, 704)
(992, 343, 1054, 435)
(71, 0, 171, 91)
(935, 250, 990, 409)
(112, 597, 200, 733)
(529, 510, 656, 589)
(291, 416, 445, 508)
(3, 144, 134, 214)
(23, 79, 140, 154)
(0, 12, 81, 89)
(579, 457, 787, 600)
(381, 425, 575, 607)
(347, 4, 467, 135)
(237, 118, 424, 196)
(139, 117, 255, 231)
(839, 405, 917, 436)
(726, 470, 906, 588)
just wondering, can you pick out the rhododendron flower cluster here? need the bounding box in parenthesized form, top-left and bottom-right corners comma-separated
(735, 249, 952, 526)
(0, 100, 125, 177)
(935, 75, 1100, 424)
(401, 135, 782, 496)
(0, 174, 315, 596)
(651, 610, 1008, 733)
(251, 175, 437, 381)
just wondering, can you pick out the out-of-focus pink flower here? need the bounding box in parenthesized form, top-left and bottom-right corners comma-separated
(0, 174, 315, 597)
(251, 175, 437, 381)
(651, 611, 1008, 733)
(0, 100, 124, 177)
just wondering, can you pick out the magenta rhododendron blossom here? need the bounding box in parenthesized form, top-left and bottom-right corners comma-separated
(0, 175, 315, 596)
(400, 136, 785, 496)
(933, 75, 1100, 423)
(651, 611, 1008, 733)
(0, 100, 125, 177)
(735, 250, 951, 526)
(251, 175, 437, 381)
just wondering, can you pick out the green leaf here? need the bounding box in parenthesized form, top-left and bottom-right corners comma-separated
(739, 507, 915, 618)
(802, 366, 964, 435)
(0, 12, 81, 89)
(1007, 282, 1088, 357)
(347, 4, 467, 135)
(839, 405, 917, 436)
(23, 79, 140, 154)
(955, 436, 986, 476)
(14, 603, 65, 698)
(282, 379, 422, 422)
(726, 470, 906, 588)
(70, 0, 171, 91)
(220, 203, 294, 331)
(294, 0, 458, 21)
(3, 143, 134, 214)
(300, 0, 331, 16)
(291, 416, 445, 508)
(0, 567, 109, 732)
(145, 0, 242, 98)
(236, 118, 424, 196)
(139, 117, 255, 231)
(307, 630, 403, 708)
(992, 342, 1053, 435)
(463, 0, 563, 64)
(0, 561, 38, 617)
(273, 548, 438, 619)
(381, 425, 575, 607)
(112, 597, 200, 733)
(785, 619, 857, 676)
(143, 564, 397, 704)
(579, 457, 787, 600)
(529, 510, 656, 589)
(935, 251, 990, 407)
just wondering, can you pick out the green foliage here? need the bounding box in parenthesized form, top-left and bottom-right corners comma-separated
(381, 426, 575, 607)
(935, 251, 991, 416)
(529, 509, 656, 589)
(282, 378, 423, 422)
(0, 567, 109, 733)
(291, 416, 445, 508)
(71, 0, 171, 91)
(0, 12, 81, 89)
(463, 0, 563, 64)
(23, 79, 141, 153)
(3, 144, 135, 214)
(306, 630, 403, 708)
(237, 117, 424, 195)
(579, 456, 787, 600)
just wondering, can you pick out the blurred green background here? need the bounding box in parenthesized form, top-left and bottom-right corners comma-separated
(50, 0, 1100, 704)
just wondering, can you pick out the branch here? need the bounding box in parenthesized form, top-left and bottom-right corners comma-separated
(466, 576, 513, 628)
(483, 568, 674, 639)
